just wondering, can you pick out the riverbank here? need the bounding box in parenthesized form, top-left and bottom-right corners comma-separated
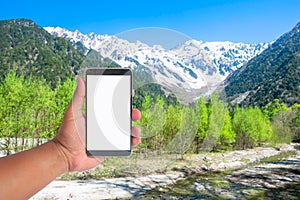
(142, 145, 300, 199)
(31, 143, 299, 200)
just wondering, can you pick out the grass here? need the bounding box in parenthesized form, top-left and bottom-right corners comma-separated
(259, 150, 297, 163)
(57, 152, 184, 180)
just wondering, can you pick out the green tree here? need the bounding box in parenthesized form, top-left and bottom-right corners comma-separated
(194, 96, 209, 152)
(232, 106, 272, 149)
(53, 78, 76, 135)
(162, 103, 182, 150)
(167, 105, 198, 155)
(201, 93, 225, 151)
(291, 104, 300, 142)
(0, 72, 23, 154)
(271, 107, 296, 144)
(33, 79, 57, 140)
(136, 94, 152, 150)
(16, 75, 36, 150)
(263, 99, 288, 120)
(219, 108, 235, 150)
(0, 72, 75, 155)
(0, 72, 38, 153)
(136, 94, 166, 152)
(232, 107, 250, 149)
(152, 95, 166, 151)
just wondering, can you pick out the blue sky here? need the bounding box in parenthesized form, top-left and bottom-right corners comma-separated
(1, 0, 300, 43)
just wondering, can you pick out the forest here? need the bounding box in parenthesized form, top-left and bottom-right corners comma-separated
(0, 72, 75, 155)
(0, 71, 299, 155)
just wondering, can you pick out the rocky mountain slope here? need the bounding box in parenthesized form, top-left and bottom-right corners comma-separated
(225, 21, 300, 106)
(0, 19, 84, 86)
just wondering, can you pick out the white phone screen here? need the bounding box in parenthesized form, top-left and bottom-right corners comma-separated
(86, 69, 131, 156)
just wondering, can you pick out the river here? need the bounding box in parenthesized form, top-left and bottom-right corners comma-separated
(31, 144, 300, 199)
(141, 145, 300, 199)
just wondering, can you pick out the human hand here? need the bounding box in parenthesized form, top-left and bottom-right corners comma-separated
(53, 76, 141, 172)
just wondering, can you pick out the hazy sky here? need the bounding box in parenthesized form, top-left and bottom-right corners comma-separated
(1, 0, 300, 43)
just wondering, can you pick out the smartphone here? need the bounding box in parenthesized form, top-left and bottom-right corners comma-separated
(86, 68, 132, 156)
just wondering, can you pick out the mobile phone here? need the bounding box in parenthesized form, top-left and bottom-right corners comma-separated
(86, 68, 132, 156)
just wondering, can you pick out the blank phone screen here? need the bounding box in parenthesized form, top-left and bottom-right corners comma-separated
(86, 72, 131, 156)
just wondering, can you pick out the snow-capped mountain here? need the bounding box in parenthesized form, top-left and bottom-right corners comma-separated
(173, 40, 269, 77)
(44, 27, 110, 51)
(45, 27, 269, 102)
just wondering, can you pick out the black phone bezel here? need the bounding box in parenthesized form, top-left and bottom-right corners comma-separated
(85, 68, 132, 156)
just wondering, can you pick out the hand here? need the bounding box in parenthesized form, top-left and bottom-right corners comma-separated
(53, 76, 141, 172)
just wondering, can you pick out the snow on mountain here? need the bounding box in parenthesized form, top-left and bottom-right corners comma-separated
(45, 27, 269, 102)
(172, 40, 269, 78)
(44, 27, 111, 51)
(92, 35, 208, 95)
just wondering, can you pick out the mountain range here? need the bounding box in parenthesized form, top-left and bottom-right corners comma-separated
(45, 26, 269, 102)
(1, 18, 299, 107)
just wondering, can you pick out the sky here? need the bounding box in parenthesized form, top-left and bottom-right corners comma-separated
(1, 0, 300, 44)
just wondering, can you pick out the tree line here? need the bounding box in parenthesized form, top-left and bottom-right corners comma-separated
(0, 72, 299, 155)
(135, 94, 300, 154)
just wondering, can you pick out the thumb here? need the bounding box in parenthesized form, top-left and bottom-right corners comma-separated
(72, 76, 85, 113)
